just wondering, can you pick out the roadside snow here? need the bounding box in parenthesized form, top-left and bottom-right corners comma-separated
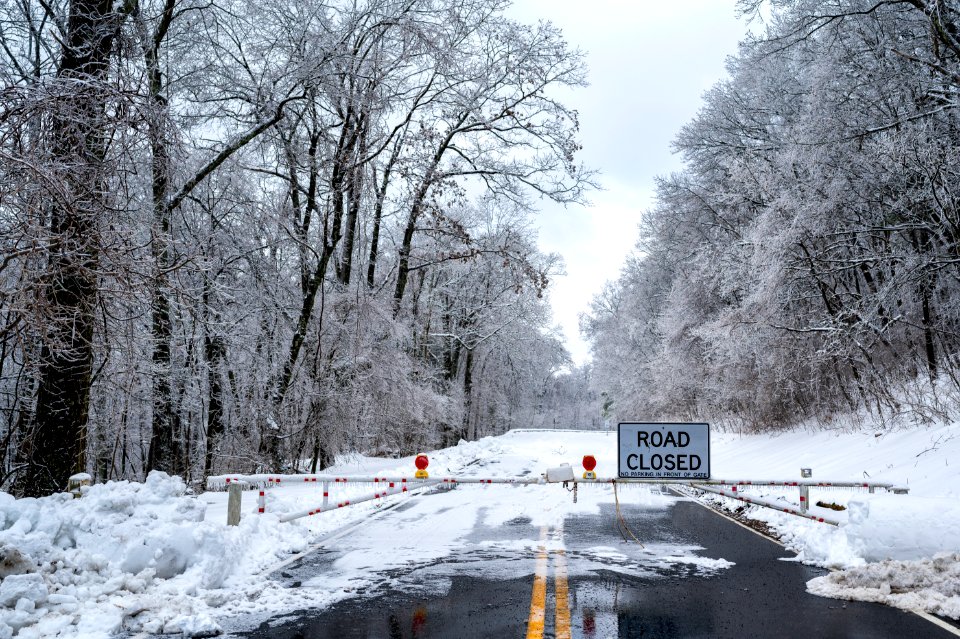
(702, 420, 960, 620)
(738, 497, 960, 620)
(1, 422, 960, 635)
(0, 472, 336, 638)
(806, 553, 960, 620)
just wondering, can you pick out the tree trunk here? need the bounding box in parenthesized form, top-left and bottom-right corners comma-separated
(14, 0, 127, 497)
(264, 114, 358, 469)
(202, 305, 227, 485)
(392, 115, 467, 315)
(338, 118, 367, 286)
(464, 349, 474, 438)
(138, 0, 181, 476)
(919, 271, 938, 381)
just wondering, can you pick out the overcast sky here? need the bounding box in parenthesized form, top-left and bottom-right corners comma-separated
(507, 2, 749, 365)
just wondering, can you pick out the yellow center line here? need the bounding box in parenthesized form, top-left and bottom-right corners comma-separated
(554, 545, 571, 639)
(526, 526, 549, 639)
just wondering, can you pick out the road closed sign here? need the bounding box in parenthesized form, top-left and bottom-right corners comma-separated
(618, 423, 710, 479)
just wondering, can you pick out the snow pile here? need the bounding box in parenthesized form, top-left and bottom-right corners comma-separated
(806, 553, 960, 620)
(758, 499, 960, 619)
(743, 493, 960, 569)
(845, 496, 960, 562)
(748, 507, 864, 569)
(0, 472, 316, 638)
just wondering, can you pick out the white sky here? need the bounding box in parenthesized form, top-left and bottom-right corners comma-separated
(507, 2, 748, 365)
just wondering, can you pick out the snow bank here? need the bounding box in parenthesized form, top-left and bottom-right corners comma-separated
(845, 496, 960, 562)
(802, 498, 960, 619)
(747, 493, 960, 569)
(807, 553, 960, 620)
(0, 472, 315, 638)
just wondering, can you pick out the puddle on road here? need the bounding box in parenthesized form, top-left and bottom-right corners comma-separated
(567, 576, 721, 639)
(570, 579, 637, 639)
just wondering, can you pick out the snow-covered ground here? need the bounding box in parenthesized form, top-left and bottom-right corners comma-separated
(1, 422, 959, 637)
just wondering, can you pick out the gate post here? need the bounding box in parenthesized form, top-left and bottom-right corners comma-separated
(227, 483, 242, 526)
(322, 481, 330, 508)
(799, 485, 809, 513)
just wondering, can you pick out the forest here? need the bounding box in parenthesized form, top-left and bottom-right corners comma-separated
(0, 0, 597, 496)
(6, 0, 960, 499)
(586, 1, 960, 431)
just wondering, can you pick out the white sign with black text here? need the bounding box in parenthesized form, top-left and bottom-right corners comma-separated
(618, 422, 710, 479)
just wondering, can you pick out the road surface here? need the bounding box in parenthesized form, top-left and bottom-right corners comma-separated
(222, 486, 960, 638)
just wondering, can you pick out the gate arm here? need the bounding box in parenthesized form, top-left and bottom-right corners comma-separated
(691, 483, 842, 526)
(278, 480, 442, 523)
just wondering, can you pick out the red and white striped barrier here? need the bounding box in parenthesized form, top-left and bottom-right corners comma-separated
(210, 473, 904, 491)
(691, 483, 843, 526)
(207, 474, 540, 490)
(577, 478, 904, 491)
(209, 471, 904, 526)
(278, 479, 444, 523)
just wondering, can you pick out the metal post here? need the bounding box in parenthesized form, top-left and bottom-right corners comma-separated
(257, 490, 265, 514)
(227, 483, 242, 526)
(322, 481, 330, 508)
(799, 485, 809, 513)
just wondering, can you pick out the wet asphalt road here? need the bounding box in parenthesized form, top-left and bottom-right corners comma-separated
(230, 493, 960, 639)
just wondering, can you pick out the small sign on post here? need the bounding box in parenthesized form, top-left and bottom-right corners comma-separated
(66, 473, 91, 499)
(618, 423, 710, 479)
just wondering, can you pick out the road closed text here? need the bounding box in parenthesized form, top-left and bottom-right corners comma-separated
(625, 452, 702, 472)
(618, 423, 710, 479)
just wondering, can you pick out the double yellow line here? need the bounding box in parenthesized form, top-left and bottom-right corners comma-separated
(526, 524, 571, 639)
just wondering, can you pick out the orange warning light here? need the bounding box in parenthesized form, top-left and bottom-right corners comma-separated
(414, 453, 430, 479)
(415, 454, 429, 470)
(582, 454, 597, 479)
